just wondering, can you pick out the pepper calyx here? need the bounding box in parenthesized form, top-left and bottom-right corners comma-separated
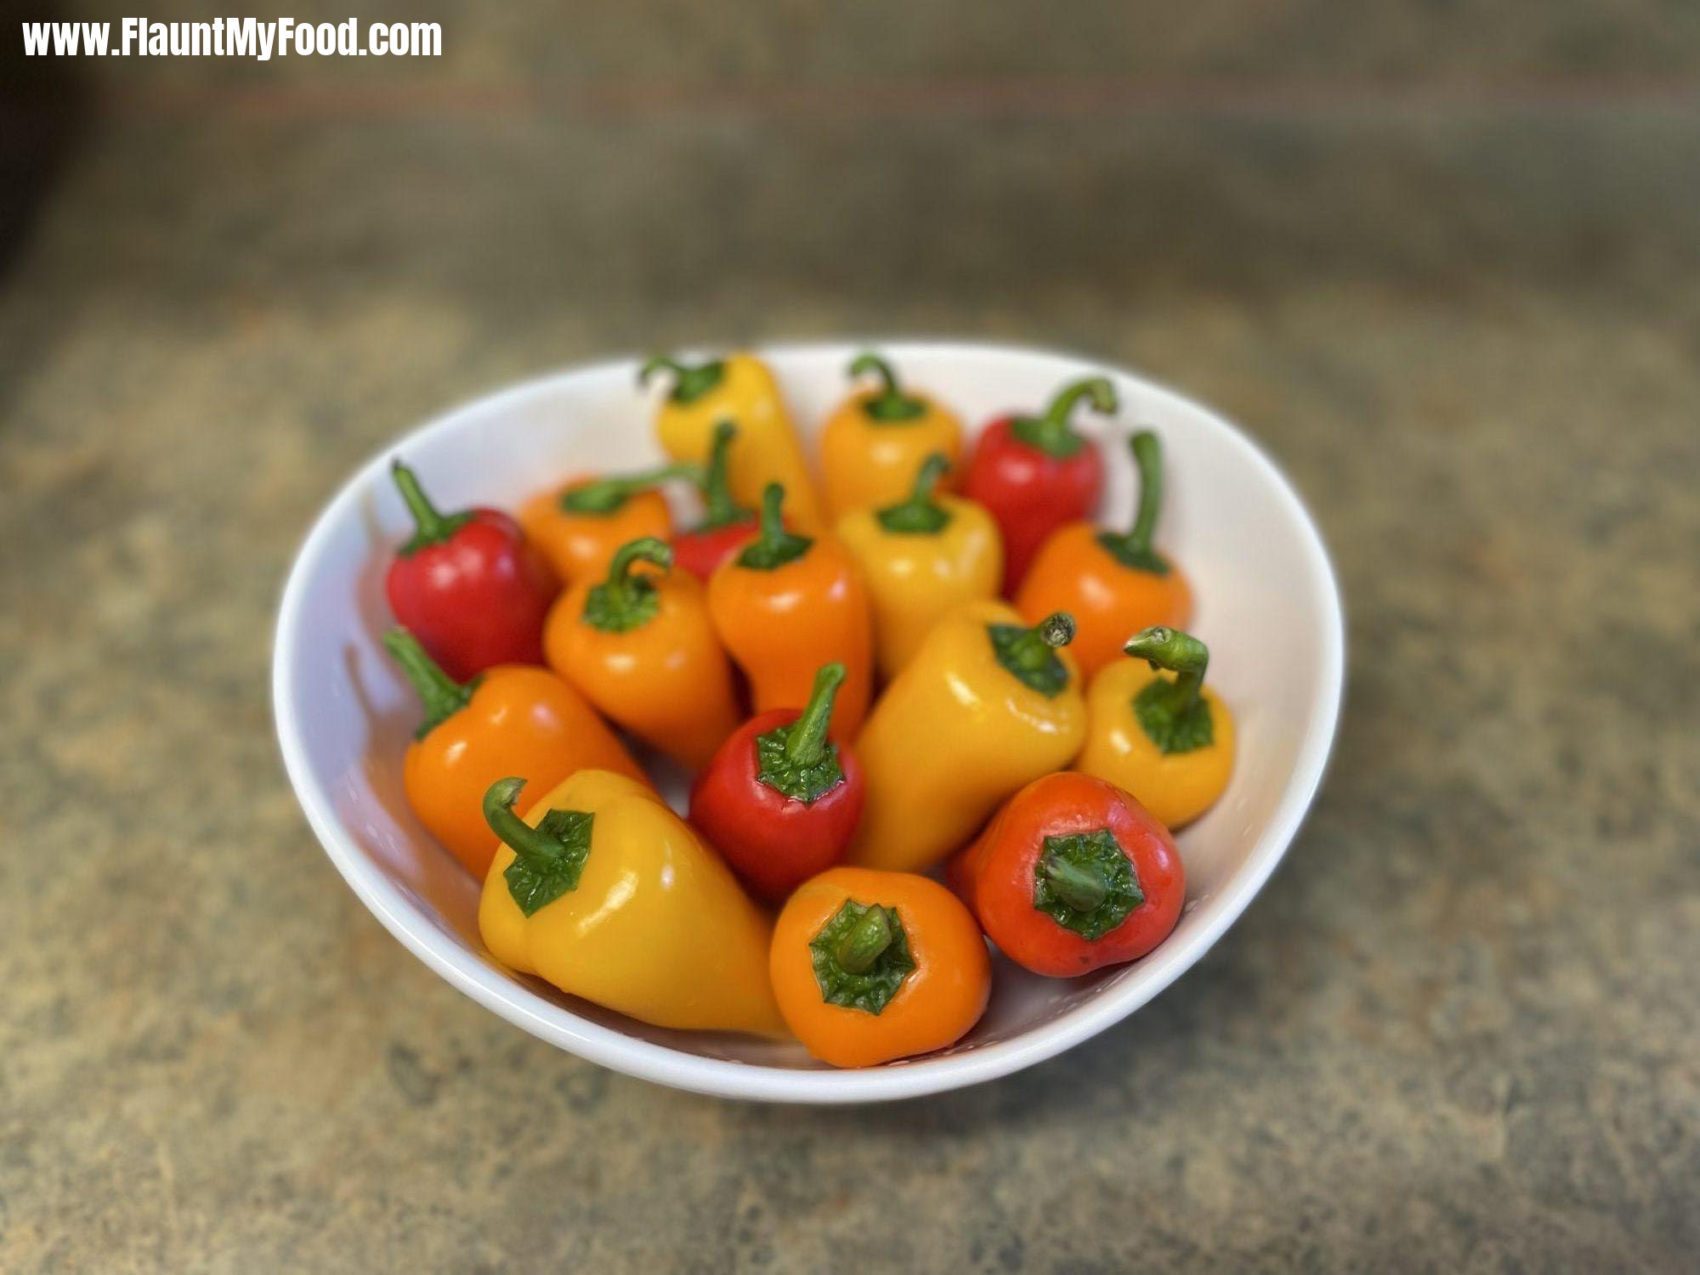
(1124, 626, 1214, 754)
(582, 537, 670, 633)
(755, 663, 847, 803)
(734, 484, 813, 571)
(1033, 829, 1142, 940)
(875, 453, 953, 536)
(809, 899, 915, 1015)
(849, 352, 926, 423)
(638, 353, 727, 405)
(382, 628, 477, 737)
(391, 459, 473, 554)
(987, 611, 1076, 697)
(482, 778, 595, 917)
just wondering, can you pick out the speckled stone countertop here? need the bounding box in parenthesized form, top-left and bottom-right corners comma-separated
(2, 7, 1698, 1270)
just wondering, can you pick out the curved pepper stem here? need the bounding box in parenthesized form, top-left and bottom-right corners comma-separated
(875, 452, 953, 535)
(383, 628, 474, 736)
(559, 463, 694, 516)
(836, 905, 895, 974)
(391, 459, 472, 554)
(1010, 376, 1117, 459)
(638, 353, 727, 405)
(483, 778, 548, 861)
(694, 420, 751, 530)
(735, 484, 814, 571)
(1124, 625, 1215, 754)
(1096, 431, 1170, 573)
(582, 536, 671, 633)
(483, 778, 594, 916)
(848, 352, 926, 422)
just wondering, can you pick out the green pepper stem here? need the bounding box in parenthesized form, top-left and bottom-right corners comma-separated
(482, 778, 557, 867)
(836, 906, 894, 974)
(784, 663, 847, 768)
(1013, 377, 1118, 457)
(1042, 855, 1112, 914)
(876, 452, 952, 534)
(382, 628, 472, 734)
(602, 536, 671, 593)
(560, 463, 695, 515)
(696, 420, 748, 529)
(1123, 625, 1209, 710)
(638, 353, 726, 404)
(1095, 431, 1169, 572)
(848, 352, 925, 421)
(1005, 611, 1077, 671)
(390, 459, 468, 551)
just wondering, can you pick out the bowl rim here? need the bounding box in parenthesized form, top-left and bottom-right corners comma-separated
(272, 338, 1346, 1104)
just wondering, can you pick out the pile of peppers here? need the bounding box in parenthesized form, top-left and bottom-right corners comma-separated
(375, 351, 1239, 1068)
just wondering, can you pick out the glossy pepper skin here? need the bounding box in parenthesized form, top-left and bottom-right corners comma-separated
(382, 629, 646, 878)
(948, 772, 1185, 977)
(770, 867, 989, 1068)
(671, 421, 760, 581)
(847, 602, 1086, 874)
(480, 774, 785, 1036)
(690, 664, 865, 905)
(708, 485, 873, 739)
(1017, 431, 1192, 680)
(385, 460, 558, 681)
(519, 463, 687, 587)
(836, 453, 1003, 680)
(961, 376, 1118, 596)
(641, 352, 826, 533)
(1077, 626, 1235, 829)
(819, 353, 964, 519)
(544, 537, 741, 771)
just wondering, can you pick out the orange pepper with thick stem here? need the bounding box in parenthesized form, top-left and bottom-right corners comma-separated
(1016, 430, 1192, 681)
(770, 867, 990, 1067)
(382, 628, 646, 878)
(519, 463, 691, 587)
(544, 536, 741, 771)
(707, 484, 873, 740)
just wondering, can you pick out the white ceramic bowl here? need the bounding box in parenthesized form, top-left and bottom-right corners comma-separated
(273, 340, 1344, 1103)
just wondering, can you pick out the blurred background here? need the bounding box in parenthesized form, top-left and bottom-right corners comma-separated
(3, 4, 1696, 1271)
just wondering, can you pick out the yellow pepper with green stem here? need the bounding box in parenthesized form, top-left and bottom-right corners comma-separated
(847, 602, 1087, 874)
(478, 772, 785, 1036)
(640, 351, 826, 533)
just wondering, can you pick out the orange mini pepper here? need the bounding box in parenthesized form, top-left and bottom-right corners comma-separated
(707, 484, 873, 739)
(544, 536, 741, 771)
(770, 867, 990, 1068)
(819, 352, 964, 519)
(519, 463, 689, 587)
(382, 628, 645, 878)
(1016, 431, 1192, 681)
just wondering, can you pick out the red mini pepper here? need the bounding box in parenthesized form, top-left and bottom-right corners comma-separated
(385, 459, 559, 681)
(960, 376, 1118, 595)
(689, 663, 865, 905)
(947, 771, 1184, 977)
(671, 421, 761, 581)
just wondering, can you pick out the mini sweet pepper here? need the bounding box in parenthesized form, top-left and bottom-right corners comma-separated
(641, 351, 826, 533)
(383, 628, 645, 878)
(519, 463, 688, 587)
(1076, 625, 1235, 829)
(835, 453, 1003, 679)
(1016, 431, 1192, 680)
(480, 774, 784, 1036)
(819, 352, 963, 518)
(770, 867, 990, 1067)
(544, 536, 741, 771)
(707, 484, 873, 740)
(948, 771, 1185, 977)
(847, 602, 1086, 874)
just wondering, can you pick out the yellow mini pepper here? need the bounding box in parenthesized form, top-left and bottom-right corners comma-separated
(640, 351, 826, 533)
(479, 772, 785, 1036)
(1077, 626, 1236, 829)
(819, 352, 963, 518)
(835, 454, 1002, 679)
(847, 602, 1086, 874)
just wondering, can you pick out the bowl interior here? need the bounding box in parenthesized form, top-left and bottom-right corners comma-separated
(274, 342, 1342, 1101)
